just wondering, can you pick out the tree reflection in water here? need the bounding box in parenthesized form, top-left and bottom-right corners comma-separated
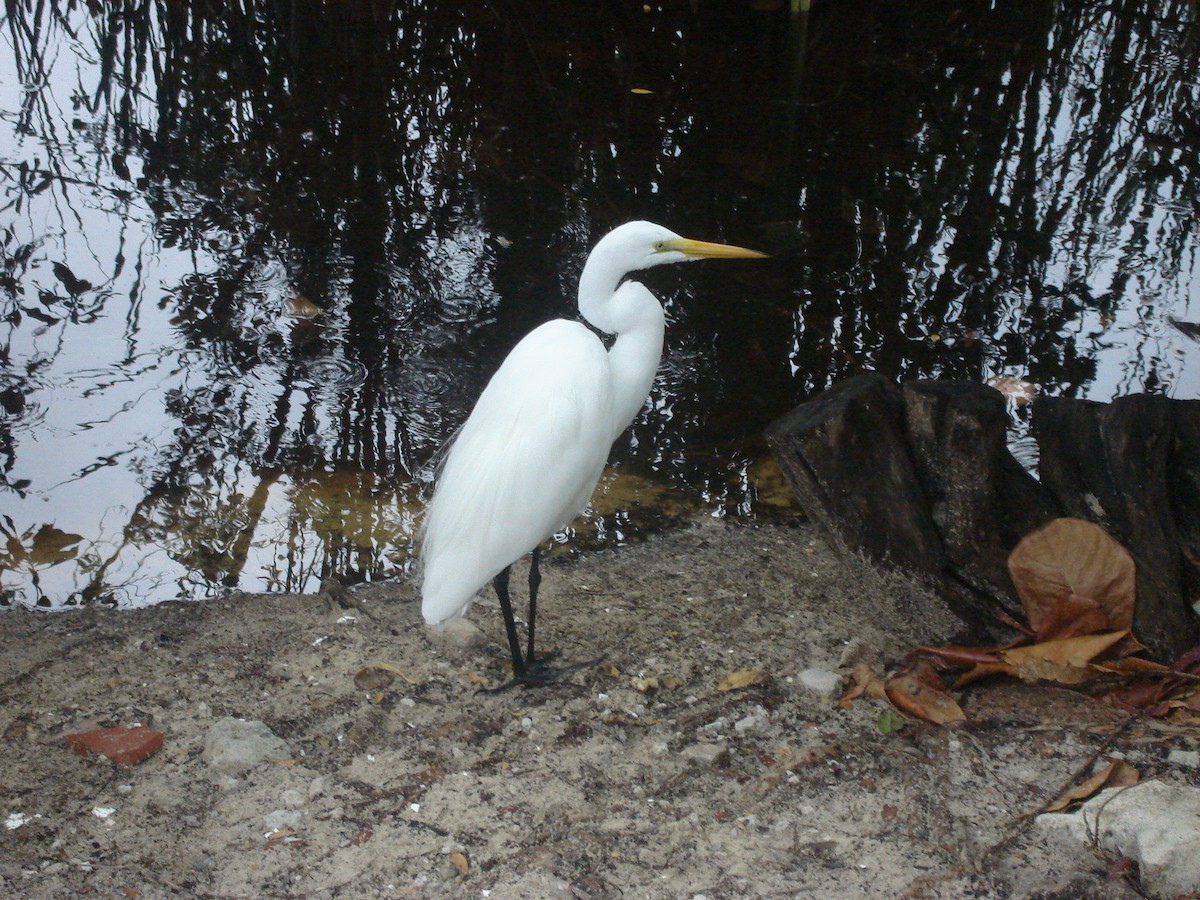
(0, 0, 1196, 606)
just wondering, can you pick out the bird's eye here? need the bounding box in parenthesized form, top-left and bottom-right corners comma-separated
(653, 241, 665, 251)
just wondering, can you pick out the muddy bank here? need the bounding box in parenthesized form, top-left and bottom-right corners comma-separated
(1, 519, 1195, 898)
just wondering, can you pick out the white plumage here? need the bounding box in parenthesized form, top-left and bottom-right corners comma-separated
(420, 221, 765, 680)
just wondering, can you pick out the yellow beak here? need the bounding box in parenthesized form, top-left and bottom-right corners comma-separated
(660, 237, 769, 259)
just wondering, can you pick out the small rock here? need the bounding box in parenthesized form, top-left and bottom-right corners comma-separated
(308, 776, 328, 800)
(798, 668, 842, 697)
(1037, 780, 1200, 898)
(734, 705, 770, 734)
(64, 725, 164, 766)
(431, 617, 487, 649)
(682, 743, 725, 765)
(203, 718, 290, 774)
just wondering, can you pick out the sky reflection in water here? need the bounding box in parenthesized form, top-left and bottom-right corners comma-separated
(0, 1, 1197, 607)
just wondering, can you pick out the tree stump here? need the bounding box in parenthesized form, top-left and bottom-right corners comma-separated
(765, 373, 946, 579)
(768, 376, 1200, 660)
(901, 381, 1058, 609)
(1034, 395, 1200, 660)
(766, 374, 1055, 633)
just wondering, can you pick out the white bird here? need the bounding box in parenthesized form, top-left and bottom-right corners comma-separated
(420, 220, 766, 684)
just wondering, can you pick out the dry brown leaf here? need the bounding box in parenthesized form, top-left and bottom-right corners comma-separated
(448, 851, 469, 876)
(1000, 631, 1128, 685)
(1044, 759, 1140, 813)
(286, 292, 323, 319)
(884, 672, 966, 724)
(354, 667, 394, 691)
(718, 669, 765, 692)
(358, 662, 418, 685)
(988, 376, 1037, 406)
(1028, 593, 1111, 643)
(631, 676, 658, 693)
(915, 645, 1004, 667)
(1008, 519, 1135, 637)
(838, 662, 888, 708)
(951, 660, 1017, 688)
(1092, 657, 1172, 675)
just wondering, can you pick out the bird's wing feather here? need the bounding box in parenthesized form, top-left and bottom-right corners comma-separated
(421, 319, 613, 624)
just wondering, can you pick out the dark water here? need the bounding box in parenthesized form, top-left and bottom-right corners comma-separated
(1, 0, 1197, 607)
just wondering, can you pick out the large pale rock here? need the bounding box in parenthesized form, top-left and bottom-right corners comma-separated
(203, 718, 290, 773)
(1037, 780, 1200, 899)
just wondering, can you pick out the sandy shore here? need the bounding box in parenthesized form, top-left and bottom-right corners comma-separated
(0, 518, 1191, 898)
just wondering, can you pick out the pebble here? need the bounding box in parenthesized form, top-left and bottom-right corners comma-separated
(308, 776, 328, 800)
(734, 705, 769, 734)
(432, 617, 487, 649)
(681, 742, 725, 765)
(797, 667, 842, 697)
(203, 718, 290, 774)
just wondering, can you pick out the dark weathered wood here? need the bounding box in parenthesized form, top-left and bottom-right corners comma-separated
(765, 373, 945, 578)
(769, 378, 1199, 660)
(902, 381, 1058, 608)
(1172, 403, 1200, 619)
(1033, 395, 1198, 660)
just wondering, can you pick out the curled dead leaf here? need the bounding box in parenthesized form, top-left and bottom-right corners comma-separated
(1008, 519, 1135, 639)
(884, 672, 966, 724)
(718, 669, 765, 692)
(448, 851, 469, 876)
(286, 292, 323, 319)
(837, 662, 888, 708)
(916, 645, 1004, 668)
(354, 668, 394, 691)
(1044, 758, 1139, 813)
(1000, 631, 1128, 685)
(988, 375, 1037, 406)
(951, 660, 1017, 689)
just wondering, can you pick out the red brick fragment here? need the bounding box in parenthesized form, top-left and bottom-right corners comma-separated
(64, 725, 164, 766)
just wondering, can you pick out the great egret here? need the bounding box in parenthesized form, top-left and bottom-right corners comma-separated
(421, 221, 766, 683)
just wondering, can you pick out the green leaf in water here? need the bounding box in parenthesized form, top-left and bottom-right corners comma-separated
(877, 709, 906, 735)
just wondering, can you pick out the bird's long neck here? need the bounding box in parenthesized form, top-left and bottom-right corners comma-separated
(605, 300, 665, 441)
(577, 249, 625, 334)
(577, 242, 668, 440)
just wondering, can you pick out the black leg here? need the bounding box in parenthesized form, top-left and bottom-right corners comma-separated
(526, 547, 541, 668)
(492, 565, 526, 677)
